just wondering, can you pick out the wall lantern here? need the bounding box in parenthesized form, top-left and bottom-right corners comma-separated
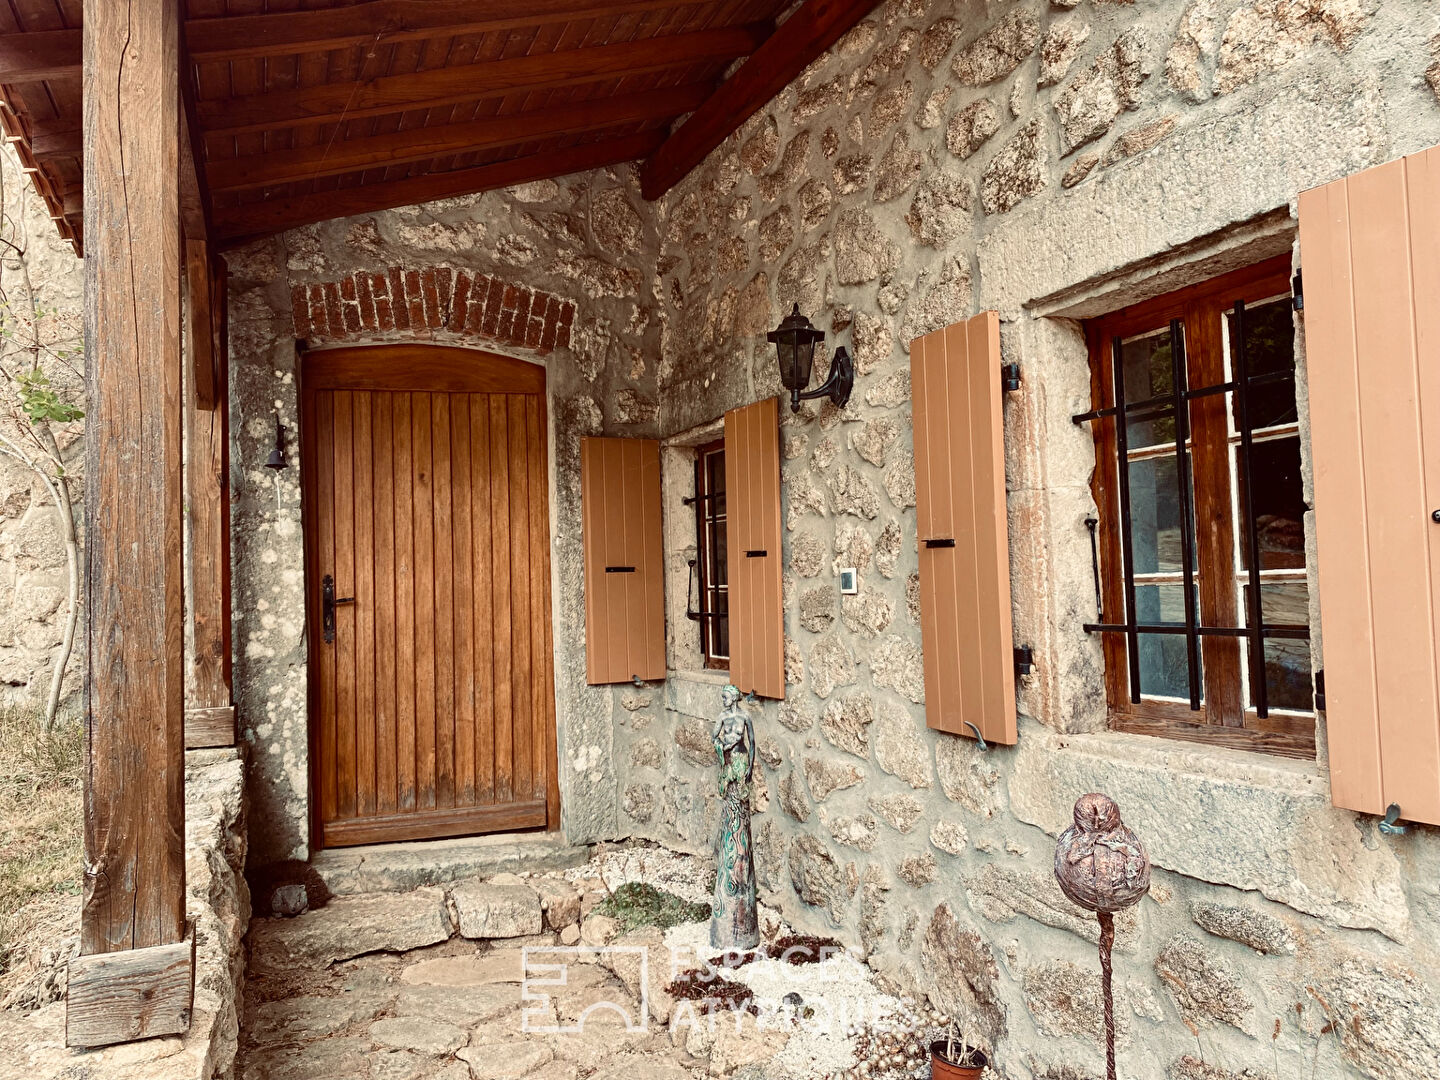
(767, 304, 853, 414)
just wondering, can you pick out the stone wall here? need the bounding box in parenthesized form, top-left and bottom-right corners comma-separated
(227, 172, 662, 864)
(214, 2, 1440, 1076)
(0, 749, 250, 1080)
(0, 143, 84, 714)
(603, 3, 1440, 1080)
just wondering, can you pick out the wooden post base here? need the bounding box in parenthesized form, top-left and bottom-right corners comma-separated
(185, 705, 236, 749)
(65, 931, 195, 1048)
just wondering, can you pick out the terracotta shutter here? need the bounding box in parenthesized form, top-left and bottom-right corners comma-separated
(911, 311, 1017, 745)
(580, 437, 665, 685)
(1299, 145, 1440, 825)
(725, 396, 785, 699)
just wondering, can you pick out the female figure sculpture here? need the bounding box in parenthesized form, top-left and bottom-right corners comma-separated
(711, 684, 759, 950)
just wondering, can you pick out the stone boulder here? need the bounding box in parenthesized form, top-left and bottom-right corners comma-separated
(1054, 28, 1151, 154)
(788, 834, 859, 926)
(453, 874, 544, 939)
(1154, 935, 1253, 1032)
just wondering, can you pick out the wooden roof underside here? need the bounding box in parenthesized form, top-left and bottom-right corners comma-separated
(0, 0, 882, 254)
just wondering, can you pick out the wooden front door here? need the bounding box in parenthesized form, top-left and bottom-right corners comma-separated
(302, 345, 559, 847)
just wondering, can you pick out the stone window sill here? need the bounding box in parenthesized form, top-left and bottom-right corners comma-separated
(665, 668, 731, 718)
(1010, 718, 1410, 942)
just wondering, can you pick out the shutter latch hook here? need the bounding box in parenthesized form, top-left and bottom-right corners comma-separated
(1379, 804, 1407, 836)
(962, 721, 989, 751)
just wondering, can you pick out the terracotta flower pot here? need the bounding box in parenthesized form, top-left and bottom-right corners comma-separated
(930, 1040, 987, 1080)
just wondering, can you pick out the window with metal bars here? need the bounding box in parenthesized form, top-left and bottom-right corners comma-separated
(1076, 257, 1316, 759)
(690, 440, 730, 669)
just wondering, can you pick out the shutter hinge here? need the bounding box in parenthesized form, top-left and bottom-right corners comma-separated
(1014, 644, 1034, 678)
(1001, 362, 1022, 394)
(1291, 270, 1304, 312)
(1314, 668, 1325, 711)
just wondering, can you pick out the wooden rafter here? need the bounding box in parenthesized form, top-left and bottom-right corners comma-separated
(185, 0, 714, 63)
(641, 0, 885, 199)
(208, 82, 709, 194)
(0, 28, 80, 83)
(195, 22, 767, 136)
(26, 127, 83, 159)
(213, 129, 665, 246)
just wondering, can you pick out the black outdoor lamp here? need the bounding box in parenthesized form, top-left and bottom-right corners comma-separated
(768, 304, 853, 414)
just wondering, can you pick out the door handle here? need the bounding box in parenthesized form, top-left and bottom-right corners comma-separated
(322, 574, 355, 644)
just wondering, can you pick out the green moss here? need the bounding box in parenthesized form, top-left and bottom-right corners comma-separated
(593, 882, 711, 933)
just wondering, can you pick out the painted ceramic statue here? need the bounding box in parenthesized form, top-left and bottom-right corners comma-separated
(710, 684, 759, 950)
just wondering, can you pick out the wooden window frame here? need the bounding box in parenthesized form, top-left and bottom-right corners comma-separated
(1085, 256, 1317, 759)
(694, 438, 729, 670)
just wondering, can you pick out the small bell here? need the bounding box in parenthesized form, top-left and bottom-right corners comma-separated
(264, 415, 288, 472)
(265, 416, 287, 512)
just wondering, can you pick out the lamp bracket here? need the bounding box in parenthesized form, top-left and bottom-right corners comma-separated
(791, 346, 854, 414)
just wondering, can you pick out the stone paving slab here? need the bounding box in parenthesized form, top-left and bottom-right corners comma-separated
(248, 887, 452, 975)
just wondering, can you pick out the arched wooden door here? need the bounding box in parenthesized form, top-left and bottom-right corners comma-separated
(301, 345, 559, 847)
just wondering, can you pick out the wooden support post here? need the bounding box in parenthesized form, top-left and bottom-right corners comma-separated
(70, 0, 191, 1048)
(184, 241, 234, 748)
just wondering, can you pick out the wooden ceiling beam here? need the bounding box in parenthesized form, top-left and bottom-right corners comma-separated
(196, 21, 768, 136)
(0, 29, 80, 83)
(213, 129, 664, 245)
(26, 125, 82, 160)
(208, 82, 709, 194)
(185, 0, 712, 63)
(641, 0, 884, 200)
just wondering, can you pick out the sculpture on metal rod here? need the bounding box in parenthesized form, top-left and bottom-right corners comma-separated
(1054, 793, 1151, 1080)
(711, 684, 759, 950)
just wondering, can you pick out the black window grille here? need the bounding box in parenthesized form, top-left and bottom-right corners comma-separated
(685, 440, 729, 668)
(1073, 300, 1311, 718)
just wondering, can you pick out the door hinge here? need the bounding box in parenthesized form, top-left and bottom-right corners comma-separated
(1014, 644, 1034, 678)
(1001, 362, 1022, 394)
(1291, 270, 1304, 312)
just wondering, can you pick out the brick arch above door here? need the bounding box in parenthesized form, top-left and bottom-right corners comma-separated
(290, 266, 576, 355)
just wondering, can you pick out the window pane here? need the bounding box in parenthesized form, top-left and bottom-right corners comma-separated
(1128, 454, 1193, 574)
(713, 592, 730, 660)
(1134, 584, 1202, 701)
(1260, 639, 1311, 711)
(1241, 583, 1311, 712)
(706, 451, 726, 515)
(1237, 436, 1305, 570)
(1228, 297, 1297, 431)
(1120, 327, 1178, 449)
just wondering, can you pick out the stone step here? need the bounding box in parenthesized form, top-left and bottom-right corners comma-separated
(311, 831, 593, 896)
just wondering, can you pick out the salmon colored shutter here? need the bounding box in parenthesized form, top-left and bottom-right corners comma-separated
(580, 437, 665, 685)
(725, 397, 784, 699)
(1299, 145, 1440, 826)
(911, 311, 1017, 745)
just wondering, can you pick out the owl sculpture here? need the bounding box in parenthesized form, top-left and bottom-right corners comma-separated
(1054, 792, 1151, 914)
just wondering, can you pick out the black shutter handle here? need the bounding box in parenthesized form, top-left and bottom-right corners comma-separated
(1432, 509, 1440, 524)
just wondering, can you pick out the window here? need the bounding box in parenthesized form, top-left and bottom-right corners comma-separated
(1080, 256, 1315, 758)
(692, 439, 729, 669)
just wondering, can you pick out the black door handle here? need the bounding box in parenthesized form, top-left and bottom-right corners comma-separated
(322, 574, 355, 644)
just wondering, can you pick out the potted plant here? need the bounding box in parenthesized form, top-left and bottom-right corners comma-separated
(930, 1018, 987, 1080)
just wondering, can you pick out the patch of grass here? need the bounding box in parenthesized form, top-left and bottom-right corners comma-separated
(0, 705, 82, 975)
(592, 882, 711, 934)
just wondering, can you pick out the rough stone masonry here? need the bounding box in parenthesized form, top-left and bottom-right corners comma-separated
(7, 2, 1440, 1079)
